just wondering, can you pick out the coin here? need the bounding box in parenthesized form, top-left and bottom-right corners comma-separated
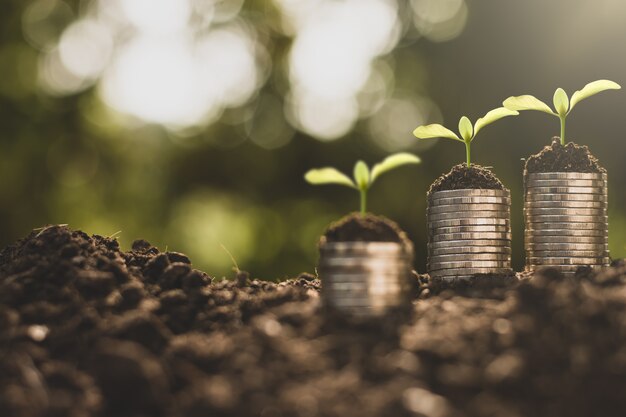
(318, 257, 412, 267)
(430, 253, 511, 262)
(428, 211, 510, 221)
(429, 246, 512, 256)
(428, 218, 510, 229)
(523, 200, 607, 209)
(526, 186, 606, 195)
(429, 260, 511, 270)
(427, 203, 510, 214)
(525, 215, 608, 223)
(526, 265, 596, 273)
(429, 239, 511, 248)
(524, 222, 607, 231)
(523, 207, 606, 216)
(527, 257, 610, 265)
(524, 229, 607, 237)
(429, 267, 512, 276)
(525, 172, 607, 180)
(525, 193, 607, 202)
(429, 196, 511, 205)
(429, 189, 510, 199)
(525, 179, 607, 188)
(524, 235, 608, 244)
(525, 242, 608, 251)
(319, 242, 411, 256)
(526, 250, 609, 258)
(431, 232, 511, 242)
(431, 225, 510, 234)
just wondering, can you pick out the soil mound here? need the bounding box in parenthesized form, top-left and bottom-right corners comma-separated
(429, 163, 504, 194)
(322, 212, 410, 245)
(525, 137, 605, 173)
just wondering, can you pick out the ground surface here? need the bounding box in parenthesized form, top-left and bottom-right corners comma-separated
(2, 226, 626, 417)
(525, 138, 605, 173)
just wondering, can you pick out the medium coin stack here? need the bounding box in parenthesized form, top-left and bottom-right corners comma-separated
(524, 171, 610, 274)
(427, 189, 513, 281)
(318, 241, 413, 317)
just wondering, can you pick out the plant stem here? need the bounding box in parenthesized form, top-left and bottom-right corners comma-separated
(560, 116, 566, 145)
(360, 188, 367, 215)
(465, 142, 471, 166)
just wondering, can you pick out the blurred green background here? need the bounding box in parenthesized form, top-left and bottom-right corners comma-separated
(1, 0, 625, 279)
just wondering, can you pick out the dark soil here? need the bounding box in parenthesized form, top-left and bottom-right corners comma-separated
(3, 225, 626, 417)
(525, 137, 605, 173)
(429, 163, 504, 194)
(321, 212, 410, 245)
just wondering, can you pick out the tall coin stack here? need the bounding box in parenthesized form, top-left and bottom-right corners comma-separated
(524, 171, 610, 274)
(318, 241, 413, 317)
(427, 189, 513, 281)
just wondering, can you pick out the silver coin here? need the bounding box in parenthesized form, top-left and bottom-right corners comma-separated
(318, 257, 412, 268)
(526, 250, 609, 258)
(431, 232, 511, 242)
(429, 189, 510, 199)
(526, 257, 610, 265)
(323, 288, 405, 298)
(525, 242, 608, 251)
(327, 297, 406, 308)
(430, 245, 512, 256)
(525, 215, 608, 223)
(525, 222, 607, 231)
(319, 242, 411, 256)
(429, 196, 511, 206)
(429, 239, 511, 248)
(429, 260, 511, 270)
(526, 264, 608, 274)
(525, 229, 607, 237)
(427, 203, 510, 214)
(525, 172, 607, 180)
(526, 186, 606, 195)
(429, 267, 513, 276)
(428, 211, 510, 221)
(431, 225, 510, 234)
(525, 193, 607, 202)
(523, 207, 606, 216)
(524, 235, 608, 244)
(525, 179, 607, 188)
(428, 218, 510, 229)
(524, 200, 607, 209)
(429, 253, 510, 262)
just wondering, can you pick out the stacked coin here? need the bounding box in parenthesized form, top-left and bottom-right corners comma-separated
(524, 171, 610, 275)
(318, 241, 413, 317)
(427, 189, 513, 281)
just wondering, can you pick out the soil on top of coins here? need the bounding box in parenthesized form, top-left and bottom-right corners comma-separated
(525, 137, 605, 173)
(429, 163, 504, 194)
(3, 225, 626, 417)
(321, 212, 410, 245)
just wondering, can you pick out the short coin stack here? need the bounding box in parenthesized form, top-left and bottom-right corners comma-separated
(318, 241, 413, 317)
(524, 171, 610, 274)
(427, 189, 513, 281)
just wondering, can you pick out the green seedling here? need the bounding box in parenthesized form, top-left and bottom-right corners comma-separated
(503, 79, 621, 145)
(304, 153, 421, 215)
(412, 107, 518, 166)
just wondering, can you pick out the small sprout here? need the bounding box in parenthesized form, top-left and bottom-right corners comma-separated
(412, 107, 518, 166)
(503, 79, 621, 145)
(304, 153, 421, 215)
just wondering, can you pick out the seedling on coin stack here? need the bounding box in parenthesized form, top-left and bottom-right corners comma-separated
(503, 80, 621, 275)
(413, 107, 518, 284)
(304, 154, 420, 317)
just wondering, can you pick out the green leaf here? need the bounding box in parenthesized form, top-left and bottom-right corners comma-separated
(458, 116, 473, 141)
(503, 95, 556, 115)
(304, 168, 355, 188)
(371, 153, 421, 183)
(413, 124, 462, 142)
(473, 107, 519, 137)
(353, 161, 370, 190)
(570, 79, 621, 110)
(553, 88, 569, 116)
